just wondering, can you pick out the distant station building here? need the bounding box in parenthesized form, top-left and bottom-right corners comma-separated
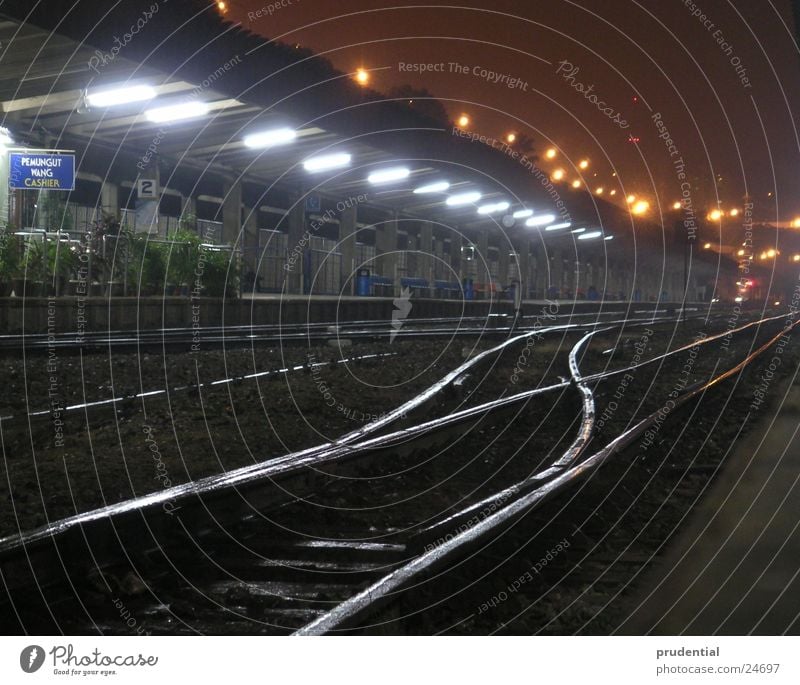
(0, 0, 738, 304)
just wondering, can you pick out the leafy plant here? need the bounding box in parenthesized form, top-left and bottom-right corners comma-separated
(201, 248, 240, 297)
(165, 229, 201, 287)
(0, 225, 20, 281)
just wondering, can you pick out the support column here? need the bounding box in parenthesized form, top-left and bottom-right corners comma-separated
(242, 206, 258, 274)
(221, 177, 242, 245)
(101, 182, 119, 219)
(551, 248, 563, 298)
(285, 196, 305, 295)
(420, 221, 433, 293)
(376, 212, 398, 295)
(498, 237, 510, 289)
(515, 236, 530, 301)
(339, 202, 357, 295)
(477, 228, 489, 295)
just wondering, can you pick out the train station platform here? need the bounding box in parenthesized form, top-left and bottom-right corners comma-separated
(619, 376, 800, 635)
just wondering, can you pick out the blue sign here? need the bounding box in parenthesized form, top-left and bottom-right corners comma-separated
(9, 152, 75, 191)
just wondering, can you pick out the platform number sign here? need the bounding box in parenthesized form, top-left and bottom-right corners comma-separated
(137, 178, 159, 199)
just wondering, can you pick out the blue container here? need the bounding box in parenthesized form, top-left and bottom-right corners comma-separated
(356, 268, 371, 296)
(464, 278, 474, 301)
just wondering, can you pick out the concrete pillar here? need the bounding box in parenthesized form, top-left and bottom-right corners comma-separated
(242, 206, 258, 273)
(551, 248, 563, 297)
(285, 196, 306, 295)
(477, 228, 489, 290)
(339, 202, 357, 295)
(420, 221, 433, 291)
(498, 237, 510, 288)
(101, 182, 119, 218)
(181, 194, 196, 219)
(221, 177, 242, 245)
(515, 236, 530, 300)
(376, 213, 398, 294)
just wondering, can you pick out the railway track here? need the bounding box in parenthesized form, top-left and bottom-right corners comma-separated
(0, 309, 793, 635)
(0, 304, 697, 354)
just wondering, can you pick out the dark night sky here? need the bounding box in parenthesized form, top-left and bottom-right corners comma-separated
(224, 0, 800, 221)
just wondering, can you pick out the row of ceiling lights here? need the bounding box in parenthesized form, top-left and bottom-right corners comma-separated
(86, 85, 612, 240)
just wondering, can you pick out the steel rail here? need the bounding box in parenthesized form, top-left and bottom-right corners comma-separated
(294, 315, 799, 634)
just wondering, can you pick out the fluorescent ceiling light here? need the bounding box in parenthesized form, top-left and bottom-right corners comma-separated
(243, 127, 297, 148)
(303, 153, 352, 172)
(414, 181, 450, 194)
(145, 101, 209, 123)
(446, 191, 482, 206)
(512, 209, 533, 219)
(87, 85, 156, 107)
(571, 228, 586, 234)
(525, 213, 556, 227)
(604, 235, 614, 241)
(477, 201, 510, 215)
(368, 167, 410, 184)
(0, 127, 12, 145)
(578, 230, 603, 240)
(545, 222, 572, 231)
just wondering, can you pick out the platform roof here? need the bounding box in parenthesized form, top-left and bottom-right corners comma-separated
(0, 0, 644, 245)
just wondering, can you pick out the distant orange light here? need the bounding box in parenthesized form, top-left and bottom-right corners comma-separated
(791, 217, 800, 228)
(609, 189, 616, 196)
(578, 159, 589, 170)
(672, 201, 681, 210)
(708, 209, 722, 221)
(457, 114, 470, 128)
(626, 194, 636, 205)
(729, 208, 739, 217)
(506, 132, 517, 144)
(767, 249, 776, 258)
(595, 187, 604, 195)
(571, 180, 581, 189)
(737, 249, 745, 256)
(355, 68, 370, 86)
(631, 200, 649, 215)
(703, 242, 712, 249)
(545, 148, 557, 159)
(793, 254, 800, 262)
(552, 169, 565, 181)
(217, 1, 227, 10)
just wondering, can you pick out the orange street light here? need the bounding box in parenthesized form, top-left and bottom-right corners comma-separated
(672, 201, 681, 210)
(545, 148, 557, 159)
(355, 68, 370, 86)
(626, 194, 636, 205)
(578, 159, 589, 170)
(571, 180, 581, 189)
(631, 200, 649, 215)
(552, 169, 565, 181)
(457, 114, 470, 128)
(506, 133, 517, 144)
